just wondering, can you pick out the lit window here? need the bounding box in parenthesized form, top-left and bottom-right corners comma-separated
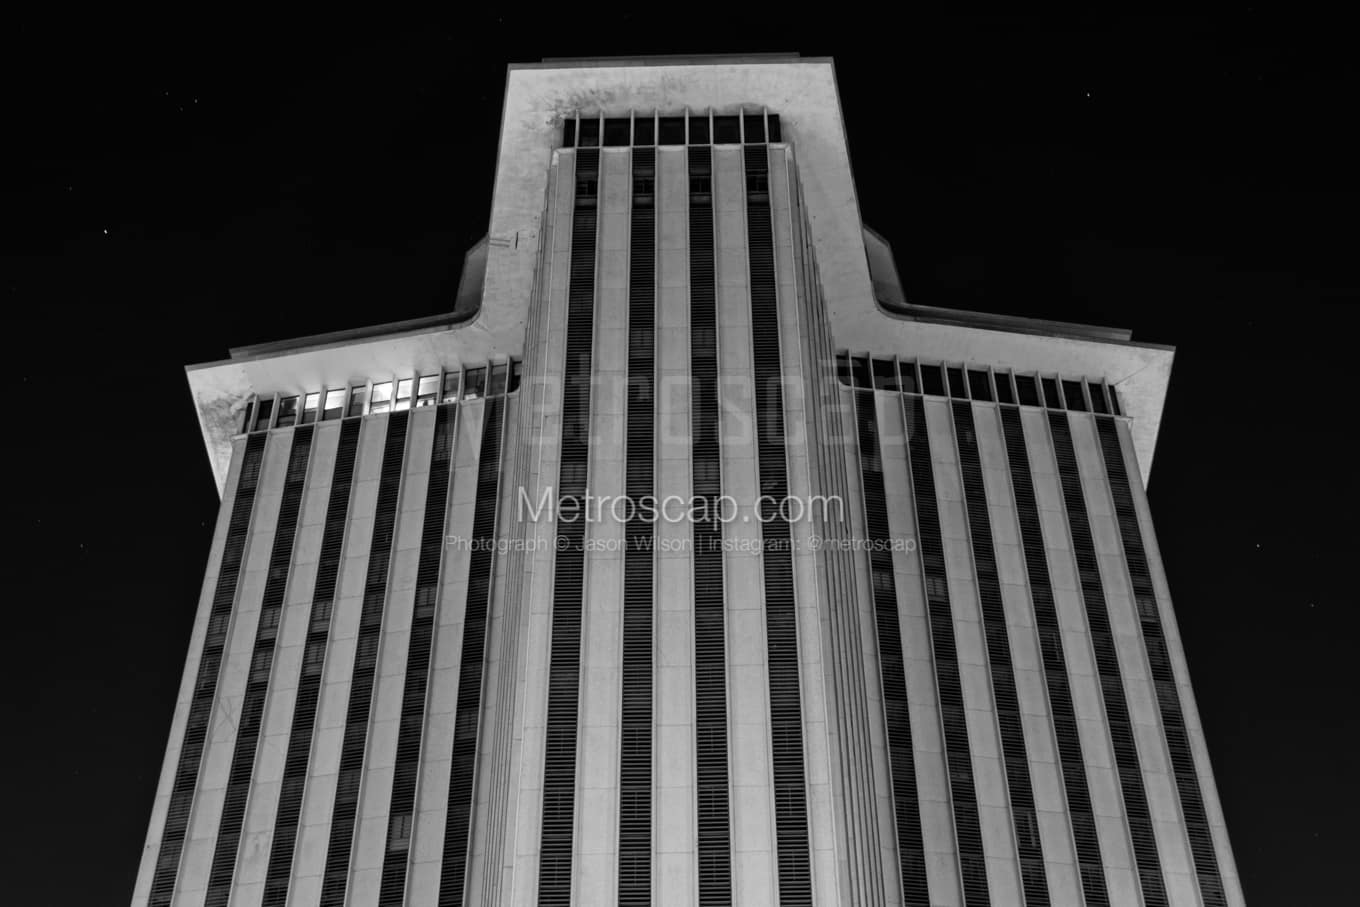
(464, 368, 486, 399)
(370, 382, 393, 414)
(488, 363, 507, 397)
(300, 393, 320, 425)
(250, 649, 271, 682)
(924, 575, 949, 600)
(441, 371, 461, 403)
(276, 396, 299, 427)
(394, 378, 413, 411)
(416, 374, 439, 407)
(347, 385, 367, 418)
(323, 389, 346, 421)
(254, 397, 275, 431)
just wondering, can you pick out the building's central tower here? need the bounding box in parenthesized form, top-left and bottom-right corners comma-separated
(134, 56, 1244, 907)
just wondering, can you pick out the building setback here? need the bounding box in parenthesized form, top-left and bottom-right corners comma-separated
(134, 56, 1244, 907)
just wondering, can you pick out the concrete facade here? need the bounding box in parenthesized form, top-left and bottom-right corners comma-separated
(139, 56, 1241, 907)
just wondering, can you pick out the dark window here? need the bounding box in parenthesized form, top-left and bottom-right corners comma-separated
(254, 398, 274, 431)
(562, 119, 576, 148)
(603, 118, 630, 146)
(835, 352, 852, 387)
(1064, 380, 1088, 412)
(1041, 377, 1062, 409)
(441, 371, 461, 404)
(851, 356, 872, 389)
(767, 114, 782, 142)
(347, 385, 367, 418)
(633, 117, 654, 146)
(968, 369, 992, 402)
(464, 367, 486, 399)
(276, 396, 299, 428)
(240, 400, 254, 434)
(659, 116, 685, 145)
(947, 367, 968, 398)
(921, 363, 946, 396)
(995, 371, 1015, 404)
(872, 358, 898, 391)
(743, 113, 765, 142)
(899, 360, 920, 394)
(488, 363, 508, 397)
(578, 116, 600, 147)
(1090, 382, 1110, 414)
(688, 114, 709, 144)
(387, 813, 413, 851)
(713, 115, 740, 143)
(303, 640, 325, 676)
(1109, 386, 1123, 416)
(508, 360, 522, 393)
(1016, 374, 1041, 406)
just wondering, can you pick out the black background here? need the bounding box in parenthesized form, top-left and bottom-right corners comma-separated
(5, 12, 1355, 905)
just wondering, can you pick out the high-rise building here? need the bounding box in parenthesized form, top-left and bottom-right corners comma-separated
(134, 56, 1243, 907)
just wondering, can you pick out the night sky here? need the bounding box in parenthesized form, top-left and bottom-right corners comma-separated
(6, 13, 1356, 905)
